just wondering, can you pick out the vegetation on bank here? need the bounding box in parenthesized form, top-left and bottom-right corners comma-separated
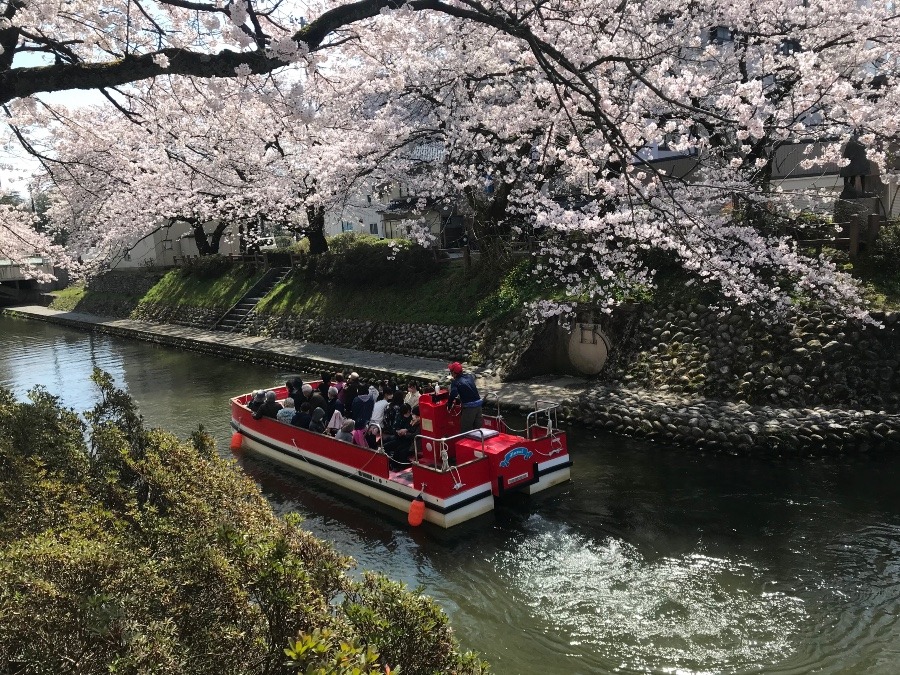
(48, 282, 87, 311)
(140, 262, 263, 308)
(48, 222, 900, 326)
(0, 370, 488, 675)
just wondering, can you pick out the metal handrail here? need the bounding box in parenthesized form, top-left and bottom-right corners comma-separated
(481, 390, 501, 419)
(526, 401, 561, 441)
(413, 428, 488, 471)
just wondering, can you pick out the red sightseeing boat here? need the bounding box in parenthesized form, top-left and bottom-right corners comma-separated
(230, 384, 572, 528)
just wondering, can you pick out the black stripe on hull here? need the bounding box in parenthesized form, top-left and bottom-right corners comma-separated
(232, 422, 494, 515)
(536, 460, 574, 477)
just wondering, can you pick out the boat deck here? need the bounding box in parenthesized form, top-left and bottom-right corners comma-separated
(389, 468, 415, 487)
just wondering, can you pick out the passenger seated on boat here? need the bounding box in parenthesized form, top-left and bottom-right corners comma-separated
(309, 407, 327, 434)
(300, 383, 328, 411)
(248, 390, 266, 413)
(335, 419, 355, 443)
(333, 372, 345, 392)
(340, 372, 363, 407)
(385, 404, 417, 467)
(253, 390, 283, 420)
(365, 423, 383, 450)
(351, 426, 369, 448)
(325, 387, 345, 434)
(291, 402, 312, 429)
(404, 381, 421, 408)
(286, 377, 303, 402)
(370, 389, 393, 427)
(326, 386, 345, 417)
(351, 389, 375, 430)
(276, 397, 295, 424)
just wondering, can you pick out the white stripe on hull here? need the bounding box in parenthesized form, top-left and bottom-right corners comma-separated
(525, 455, 572, 495)
(239, 434, 495, 528)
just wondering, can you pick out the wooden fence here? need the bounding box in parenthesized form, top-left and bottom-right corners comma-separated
(172, 252, 306, 269)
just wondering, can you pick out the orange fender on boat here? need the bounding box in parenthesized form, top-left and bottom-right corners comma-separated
(408, 495, 425, 526)
(230, 431, 243, 451)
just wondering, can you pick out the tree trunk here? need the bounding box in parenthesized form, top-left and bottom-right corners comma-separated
(192, 221, 214, 256)
(192, 220, 229, 256)
(208, 221, 229, 255)
(304, 205, 329, 255)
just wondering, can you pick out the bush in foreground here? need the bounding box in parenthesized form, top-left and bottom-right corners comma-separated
(0, 369, 488, 675)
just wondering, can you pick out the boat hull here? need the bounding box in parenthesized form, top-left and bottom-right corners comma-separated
(232, 419, 496, 528)
(231, 386, 572, 528)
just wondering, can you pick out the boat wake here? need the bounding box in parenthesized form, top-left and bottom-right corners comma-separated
(492, 516, 807, 673)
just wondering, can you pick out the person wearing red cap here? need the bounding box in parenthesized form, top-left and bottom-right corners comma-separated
(447, 362, 483, 432)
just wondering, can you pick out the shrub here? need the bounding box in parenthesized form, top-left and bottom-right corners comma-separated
(0, 370, 487, 675)
(864, 219, 900, 276)
(290, 233, 434, 286)
(476, 259, 539, 320)
(179, 254, 238, 279)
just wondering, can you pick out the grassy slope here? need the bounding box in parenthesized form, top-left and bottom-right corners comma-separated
(48, 284, 86, 311)
(140, 268, 264, 308)
(258, 263, 493, 326)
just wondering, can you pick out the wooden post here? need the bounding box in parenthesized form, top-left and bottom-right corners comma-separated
(867, 213, 881, 245)
(848, 214, 860, 259)
(462, 245, 471, 270)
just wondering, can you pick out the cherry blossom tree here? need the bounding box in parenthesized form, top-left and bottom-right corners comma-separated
(30, 73, 352, 266)
(3, 0, 900, 319)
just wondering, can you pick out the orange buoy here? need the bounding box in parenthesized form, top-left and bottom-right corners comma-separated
(408, 494, 425, 527)
(230, 431, 243, 451)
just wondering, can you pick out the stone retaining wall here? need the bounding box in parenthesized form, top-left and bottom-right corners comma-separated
(602, 303, 900, 410)
(131, 303, 225, 329)
(243, 313, 478, 362)
(68, 270, 166, 318)
(566, 386, 900, 455)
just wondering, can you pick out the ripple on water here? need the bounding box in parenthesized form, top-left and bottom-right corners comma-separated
(493, 516, 808, 674)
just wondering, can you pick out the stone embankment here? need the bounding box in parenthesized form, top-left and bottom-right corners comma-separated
(604, 303, 900, 409)
(131, 304, 225, 328)
(564, 301, 900, 454)
(566, 386, 900, 455)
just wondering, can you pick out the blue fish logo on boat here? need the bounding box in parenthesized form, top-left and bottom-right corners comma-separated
(500, 446, 533, 467)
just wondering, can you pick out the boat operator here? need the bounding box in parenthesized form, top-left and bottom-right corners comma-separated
(447, 361, 483, 432)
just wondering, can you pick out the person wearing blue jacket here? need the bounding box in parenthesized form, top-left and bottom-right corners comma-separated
(447, 361, 483, 432)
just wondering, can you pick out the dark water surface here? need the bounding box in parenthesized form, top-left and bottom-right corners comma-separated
(1, 315, 898, 674)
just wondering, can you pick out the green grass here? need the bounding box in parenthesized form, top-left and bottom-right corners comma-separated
(257, 264, 493, 325)
(48, 284, 87, 311)
(140, 268, 264, 308)
(861, 277, 900, 311)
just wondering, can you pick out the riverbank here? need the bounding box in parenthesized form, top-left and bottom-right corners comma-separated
(7, 304, 900, 455)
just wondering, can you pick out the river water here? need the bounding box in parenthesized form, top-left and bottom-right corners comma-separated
(1, 315, 899, 675)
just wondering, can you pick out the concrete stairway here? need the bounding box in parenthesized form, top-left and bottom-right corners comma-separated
(212, 266, 291, 332)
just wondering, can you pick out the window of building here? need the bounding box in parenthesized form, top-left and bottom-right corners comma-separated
(369, 223, 379, 235)
(705, 26, 732, 45)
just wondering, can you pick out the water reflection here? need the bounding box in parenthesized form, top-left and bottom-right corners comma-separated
(1, 315, 899, 674)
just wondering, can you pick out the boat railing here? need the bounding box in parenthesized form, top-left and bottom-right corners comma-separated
(526, 401, 561, 441)
(481, 391, 501, 419)
(413, 428, 489, 472)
